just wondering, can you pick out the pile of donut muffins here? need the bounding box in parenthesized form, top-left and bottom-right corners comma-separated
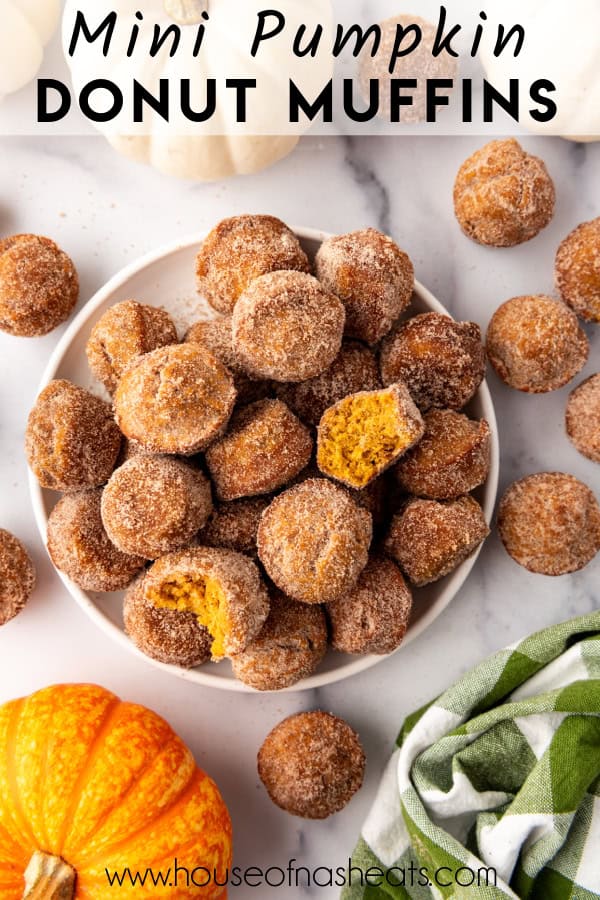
(24, 214, 495, 690)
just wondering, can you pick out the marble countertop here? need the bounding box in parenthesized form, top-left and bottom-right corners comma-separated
(0, 132, 599, 897)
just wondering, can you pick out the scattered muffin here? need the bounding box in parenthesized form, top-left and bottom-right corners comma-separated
(196, 215, 310, 314)
(124, 574, 211, 668)
(231, 590, 328, 691)
(315, 228, 414, 345)
(453, 139, 555, 247)
(258, 711, 365, 819)
(101, 456, 213, 560)
(47, 490, 144, 592)
(199, 497, 270, 558)
(317, 384, 424, 490)
(142, 547, 269, 660)
(258, 478, 372, 605)
(380, 313, 486, 411)
(26, 380, 122, 492)
(359, 16, 458, 124)
(555, 217, 600, 323)
(232, 271, 345, 382)
(385, 496, 490, 586)
(86, 300, 178, 394)
(486, 295, 588, 393)
(327, 555, 413, 655)
(0, 234, 79, 337)
(277, 342, 382, 427)
(498, 473, 600, 576)
(0, 529, 36, 626)
(114, 344, 236, 455)
(395, 409, 491, 499)
(205, 399, 313, 501)
(566, 375, 600, 463)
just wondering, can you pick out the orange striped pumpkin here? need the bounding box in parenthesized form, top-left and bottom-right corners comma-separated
(0, 684, 232, 899)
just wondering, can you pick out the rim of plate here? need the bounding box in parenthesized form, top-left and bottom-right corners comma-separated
(29, 228, 500, 693)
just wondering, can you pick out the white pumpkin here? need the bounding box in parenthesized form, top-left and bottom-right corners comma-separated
(0, 0, 60, 97)
(62, 0, 332, 180)
(480, 0, 600, 142)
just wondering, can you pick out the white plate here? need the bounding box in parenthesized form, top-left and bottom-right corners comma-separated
(29, 229, 500, 692)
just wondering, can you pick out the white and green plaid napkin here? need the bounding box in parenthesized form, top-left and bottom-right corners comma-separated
(345, 613, 600, 899)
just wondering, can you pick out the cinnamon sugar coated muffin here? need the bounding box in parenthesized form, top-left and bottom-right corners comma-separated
(454, 139, 555, 247)
(26, 380, 122, 492)
(258, 479, 372, 604)
(566, 375, 600, 463)
(114, 344, 236, 455)
(486, 296, 588, 393)
(196, 215, 310, 314)
(317, 384, 424, 490)
(86, 300, 177, 394)
(395, 409, 491, 499)
(359, 16, 458, 123)
(327, 555, 413, 655)
(101, 456, 213, 559)
(277, 342, 381, 427)
(0, 234, 79, 336)
(315, 228, 414, 345)
(380, 313, 486, 411)
(231, 590, 328, 691)
(498, 473, 600, 576)
(258, 711, 365, 819)
(232, 271, 345, 382)
(205, 399, 312, 501)
(0, 530, 36, 626)
(385, 496, 490, 586)
(142, 547, 269, 660)
(47, 490, 144, 592)
(555, 217, 600, 322)
(124, 575, 211, 668)
(199, 497, 270, 557)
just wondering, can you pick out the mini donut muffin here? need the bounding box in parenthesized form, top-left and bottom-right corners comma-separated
(231, 589, 328, 691)
(359, 16, 458, 124)
(486, 296, 588, 393)
(315, 228, 414, 345)
(26, 380, 122, 492)
(232, 271, 345, 383)
(205, 399, 313, 501)
(258, 479, 372, 604)
(498, 473, 600, 576)
(327, 555, 413, 655)
(0, 529, 36, 626)
(258, 711, 365, 819)
(86, 300, 178, 394)
(555, 217, 600, 322)
(0, 234, 79, 337)
(380, 313, 486, 411)
(317, 384, 424, 490)
(101, 456, 213, 559)
(385, 496, 490, 586)
(453, 139, 555, 247)
(566, 375, 600, 463)
(199, 497, 270, 558)
(114, 344, 236, 455)
(142, 546, 269, 660)
(277, 342, 382, 427)
(124, 574, 211, 669)
(196, 215, 310, 314)
(47, 490, 144, 592)
(395, 409, 491, 500)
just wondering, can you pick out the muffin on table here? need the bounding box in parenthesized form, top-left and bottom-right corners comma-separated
(0, 529, 36, 626)
(566, 375, 600, 463)
(556, 217, 600, 323)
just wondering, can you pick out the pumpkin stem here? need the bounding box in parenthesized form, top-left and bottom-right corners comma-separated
(164, 0, 209, 25)
(22, 852, 76, 900)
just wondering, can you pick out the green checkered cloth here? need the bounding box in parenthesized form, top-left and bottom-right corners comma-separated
(345, 612, 600, 900)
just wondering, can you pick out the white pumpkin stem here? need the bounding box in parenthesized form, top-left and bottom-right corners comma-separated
(22, 852, 76, 900)
(164, 0, 209, 25)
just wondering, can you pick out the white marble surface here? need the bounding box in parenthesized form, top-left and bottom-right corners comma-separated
(0, 132, 599, 897)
